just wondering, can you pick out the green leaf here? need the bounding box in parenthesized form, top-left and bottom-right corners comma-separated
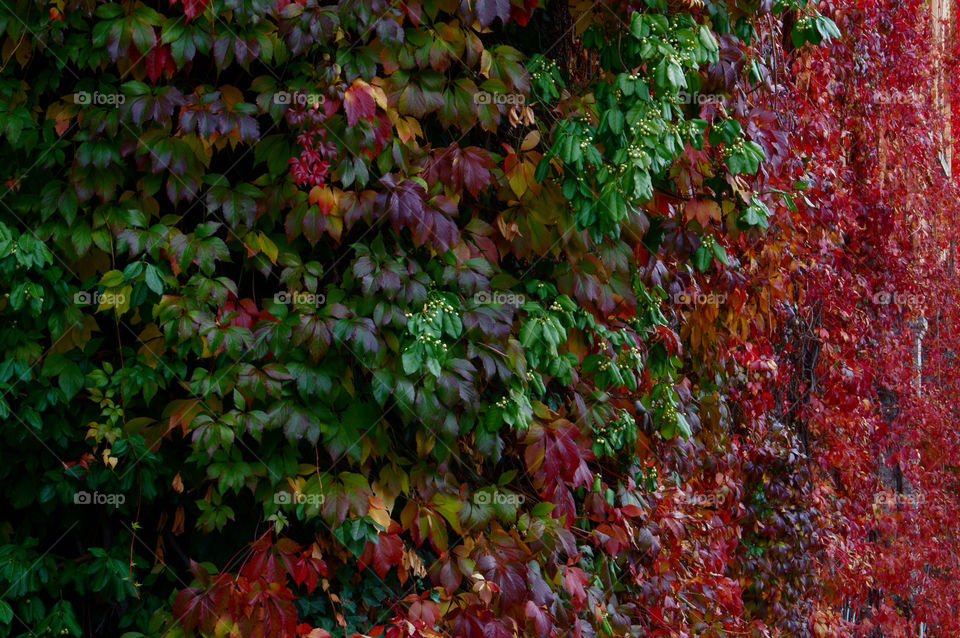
(666, 62, 686, 89)
(144, 265, 164, 295)
(401, 347, 421, 374)
(711, 243, 729, 265)
(99, 270, 126, 287)
(425, 355, 442, 377)
(58, 361, 85, 400)
(692, 245, 711, 272)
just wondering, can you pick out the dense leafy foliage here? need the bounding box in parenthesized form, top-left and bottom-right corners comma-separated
(0, 0, 956, 635)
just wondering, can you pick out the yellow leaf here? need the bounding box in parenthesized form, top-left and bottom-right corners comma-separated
(257, 231, 278, 264)
(325, 214, 343, 242)
(508, 166, 527, 198)
(367, 494, 392, 530)
(102, 449, 118, 469)
(243, 234, 260, 258)
(479, 49, 492, 78)
(521, 159, 540, 195)
(394, 116, 422, 144)
(402, 547, 426, 578)
(415, 430, 434, 456)
(569, 0, 597, 35)
(520, 130, 540, 151)
(369, 83, 389, 110)
(97, 285, 132, 315)
(219, 84, 243, 108)
(199, 335, 213, 359)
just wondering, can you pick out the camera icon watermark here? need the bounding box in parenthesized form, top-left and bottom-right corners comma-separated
(74, 91, 126, 106)
(473, 92, 525, 106)
(474, 290, 525, 307)
(273, 91, 324, 107)
(274, 491, 324, 506)
(870, 290, 923, 306)
(472, 491, 525, 506)
(74, 290, 126, 306)
(671, 291, 727, 306)
(74, 490, 125, 507)
(274, 291, 326, 307)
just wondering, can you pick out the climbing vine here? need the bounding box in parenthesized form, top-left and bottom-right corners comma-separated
(0, 0, 956, 636)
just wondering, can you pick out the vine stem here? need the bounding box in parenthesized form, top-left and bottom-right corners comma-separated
(129, 480, 141, 599)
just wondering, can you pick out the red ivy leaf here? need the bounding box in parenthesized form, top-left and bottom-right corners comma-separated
(172, 585, 218, 634)
(525, 601, 552, 637)
(170, 0, 210, 21)
(144, 44, 175, 83)
(297, 624, 333, 638)
(292, 547, 328, 593)
(344, 79, 377, 127)
(240, 534, 288, 583)
(563, 566, 588, 610)
(358, 523, 404, 578)
(425, 144, 495, 198)
(510, 0, 538, 26)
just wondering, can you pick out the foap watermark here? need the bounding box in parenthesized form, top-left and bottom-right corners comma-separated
(677, 90, 723, 105)
(873, 492, 922, 509)
(74, 290, 126, 306)
(473, 91, 525, 106)
(474, 290, 525, 307)
(681, 492, 725, 508)
(871, 290, 924, 307)
(74, 91, 125, 106)
(274, 290, 326, 307)
(273, 91, 324, 107)
(274, 491, 324, 506)
(672, 291, 727, 306)
(473, 490, 525, 506)
(74, 490, 125, 507)
(870, 89, 926, 105)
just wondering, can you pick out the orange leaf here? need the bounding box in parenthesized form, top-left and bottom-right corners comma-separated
(684, 198, 722, 226)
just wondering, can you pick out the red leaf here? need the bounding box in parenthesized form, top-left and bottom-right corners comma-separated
(172, 586, 218, 634)
(426, 144, 495, 198)
(358, 523, 404, 578)
(653, 325, 683, 355)
(524, 601, 551, 637)
(144, 44, 175, 83)
(510, 0, 538, 26)
(344, 79, 377, 127)
(171, 0, 210, 20)
(292, 547, 327, 593)
(563, 566, 588, 610)
(297, 624, 333, 638)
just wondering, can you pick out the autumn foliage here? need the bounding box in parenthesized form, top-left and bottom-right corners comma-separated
(0, 0, 958, 636)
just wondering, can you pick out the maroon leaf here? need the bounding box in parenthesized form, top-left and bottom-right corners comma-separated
(469, 0, 511, 28)
(144, 44, 175, 83)
(425, 144, 495, 198)
(525, 601, 551, 637)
